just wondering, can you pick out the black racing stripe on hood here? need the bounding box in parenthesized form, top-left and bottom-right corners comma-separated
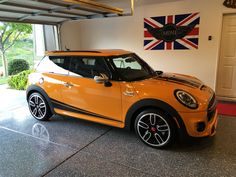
(155, 75, 201, 88)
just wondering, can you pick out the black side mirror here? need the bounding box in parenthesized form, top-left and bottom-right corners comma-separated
(155, 71, 163, 76)
(94, 74, 112, 87)
(94, 75, 108, 84)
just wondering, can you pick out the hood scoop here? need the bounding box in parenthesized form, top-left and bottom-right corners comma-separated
(155, 73, 202, 88)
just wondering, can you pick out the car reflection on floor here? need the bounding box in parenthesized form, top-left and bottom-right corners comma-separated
(32, 123, 50, 142)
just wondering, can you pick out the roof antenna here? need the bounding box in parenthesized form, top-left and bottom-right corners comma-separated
(65, 46, 70, 51)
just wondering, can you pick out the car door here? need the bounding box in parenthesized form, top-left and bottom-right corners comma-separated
(60, 56, 123, 123)
(36, 56, 71, 103)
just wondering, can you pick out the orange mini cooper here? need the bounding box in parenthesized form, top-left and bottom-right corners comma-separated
(27, 49, 218, 148)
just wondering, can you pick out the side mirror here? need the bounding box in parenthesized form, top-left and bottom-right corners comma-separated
(94, 74, 109, 84)
(94, 74, 112, 87)
(155, 70, 163, 76)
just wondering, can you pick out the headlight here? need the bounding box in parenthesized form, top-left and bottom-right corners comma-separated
(174, 90, 198, 109)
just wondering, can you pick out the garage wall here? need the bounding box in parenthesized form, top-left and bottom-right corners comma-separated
(60, 0, 236, 89)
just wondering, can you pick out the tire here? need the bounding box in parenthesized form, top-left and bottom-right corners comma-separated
(28, 92, 52, 121)
(134, 109, 175, 148)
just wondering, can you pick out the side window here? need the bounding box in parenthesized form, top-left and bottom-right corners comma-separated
(69, 57, 110, 78)
(36, 56, 69, 75)
(50, 57, 70, 70)
(82, 58, 96, 66)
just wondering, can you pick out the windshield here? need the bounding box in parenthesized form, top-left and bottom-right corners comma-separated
(108, 53, 155, 81)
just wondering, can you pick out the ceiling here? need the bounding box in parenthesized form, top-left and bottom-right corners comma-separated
(0, 0, 133, 25)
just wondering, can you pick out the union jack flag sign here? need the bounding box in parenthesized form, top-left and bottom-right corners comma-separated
(144, 13, 200, 50)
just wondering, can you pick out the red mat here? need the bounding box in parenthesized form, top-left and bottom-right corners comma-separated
(217, 102, 236, 117)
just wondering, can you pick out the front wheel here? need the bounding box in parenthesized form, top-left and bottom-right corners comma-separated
(134, 109, 175, 148)
(28, 92, 52, 121)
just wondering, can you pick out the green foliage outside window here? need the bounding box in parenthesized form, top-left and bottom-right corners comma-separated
(8, 59, 29, 76)
(8, 70, 32, 90)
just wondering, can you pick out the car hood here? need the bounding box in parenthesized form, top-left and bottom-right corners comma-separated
(154, 72, 203, 88)
(131, 73, 211, 111)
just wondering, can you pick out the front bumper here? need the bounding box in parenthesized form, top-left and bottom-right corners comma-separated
(179, 110, 218, 137)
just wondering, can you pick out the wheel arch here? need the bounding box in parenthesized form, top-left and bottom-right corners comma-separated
(124, 99, 187, 137)
(26, 85, 55, 114)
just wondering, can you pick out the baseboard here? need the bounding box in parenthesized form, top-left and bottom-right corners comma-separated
(216, 96, 236, 103)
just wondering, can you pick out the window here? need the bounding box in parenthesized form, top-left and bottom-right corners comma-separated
(82, 58, 96, 66)
(113, 57, 142, 70)
(109, 54, 154, 81)
(49, 57, 70, 70)
(36, 56, 69, 75)
(69, 57, 110, 78)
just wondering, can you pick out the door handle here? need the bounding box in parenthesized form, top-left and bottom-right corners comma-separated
(123, 90, 134, 96)
(64, 82, 74, 87)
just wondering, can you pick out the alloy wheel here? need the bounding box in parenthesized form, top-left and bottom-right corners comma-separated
(137, 113, 171, 147)
(28, 93, 47, 120)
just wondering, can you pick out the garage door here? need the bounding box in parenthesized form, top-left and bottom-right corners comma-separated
(0, 0, 130, 25)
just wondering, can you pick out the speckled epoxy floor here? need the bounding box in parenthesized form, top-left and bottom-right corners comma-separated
(0, 88, 235, 177)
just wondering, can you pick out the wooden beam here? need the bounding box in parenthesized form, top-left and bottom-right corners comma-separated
(64, 0, 124, 15)
(36, 0, 106, 14)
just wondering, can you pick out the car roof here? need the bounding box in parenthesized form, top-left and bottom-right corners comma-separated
(45, 49, 132, 57)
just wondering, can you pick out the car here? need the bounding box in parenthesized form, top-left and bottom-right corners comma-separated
(26, 49, 218, 148)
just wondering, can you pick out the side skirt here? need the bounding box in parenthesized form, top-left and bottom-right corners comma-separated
(51, 99, 124, 128)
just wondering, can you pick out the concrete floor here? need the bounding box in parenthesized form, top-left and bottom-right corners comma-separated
(0, 86, 235, 177)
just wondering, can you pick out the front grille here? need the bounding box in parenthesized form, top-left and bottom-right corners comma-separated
(207, 93, 216, 122)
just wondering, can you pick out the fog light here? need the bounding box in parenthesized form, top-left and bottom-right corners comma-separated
(197, 122, 205, 132)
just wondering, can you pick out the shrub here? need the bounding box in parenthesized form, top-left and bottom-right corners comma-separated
(8, 59, 29, 76)
(8, 70, 32, 90)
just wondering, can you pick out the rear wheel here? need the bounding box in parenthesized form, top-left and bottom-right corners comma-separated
(135, 109, 175, 148)
(28, 92, 52, 121)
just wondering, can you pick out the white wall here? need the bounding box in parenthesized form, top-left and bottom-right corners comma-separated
(61, 0, 236, 89)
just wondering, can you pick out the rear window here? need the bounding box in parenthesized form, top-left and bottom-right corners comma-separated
(49, 56, 70, 70)
(36, 56, 69, 75)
